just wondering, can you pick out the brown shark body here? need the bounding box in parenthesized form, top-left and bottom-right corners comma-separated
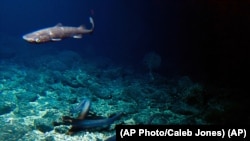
(22, 17, 94, 43)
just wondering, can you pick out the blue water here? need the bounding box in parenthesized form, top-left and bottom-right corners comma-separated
(0, 0, 249, 140)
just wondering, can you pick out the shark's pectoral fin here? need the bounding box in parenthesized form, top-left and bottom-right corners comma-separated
(73, 34, 82, 39)
(51, 38, 62, 41)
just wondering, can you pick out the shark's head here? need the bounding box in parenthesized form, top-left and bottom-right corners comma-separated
(23, 32, 51, 43)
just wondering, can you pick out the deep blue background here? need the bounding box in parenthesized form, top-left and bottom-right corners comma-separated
(0, 0, 249, 90)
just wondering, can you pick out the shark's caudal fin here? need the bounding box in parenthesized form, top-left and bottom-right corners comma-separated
(89, 17, 94, 31)
(78, 17, 94, 33)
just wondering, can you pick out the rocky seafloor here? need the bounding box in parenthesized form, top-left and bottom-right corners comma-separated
(0, 50, 226, 141)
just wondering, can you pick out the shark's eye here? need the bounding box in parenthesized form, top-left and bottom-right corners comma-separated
(35, 38, 40, 42)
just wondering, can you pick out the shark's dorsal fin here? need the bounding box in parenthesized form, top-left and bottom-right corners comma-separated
(78, 25, 85, 30)
(55, 23, 63, 27)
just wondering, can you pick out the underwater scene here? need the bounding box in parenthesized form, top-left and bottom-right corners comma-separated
(0, 0, 249, 141)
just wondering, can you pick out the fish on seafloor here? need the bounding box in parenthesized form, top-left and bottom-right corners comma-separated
(22, 17, 94, 43)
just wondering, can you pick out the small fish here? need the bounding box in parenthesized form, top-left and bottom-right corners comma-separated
(22, 17, 94, 43)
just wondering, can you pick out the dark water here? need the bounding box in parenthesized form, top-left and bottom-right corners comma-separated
(0, 0, 249, 140)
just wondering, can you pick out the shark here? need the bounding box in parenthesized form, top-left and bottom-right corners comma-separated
(22, 17, 94, 43)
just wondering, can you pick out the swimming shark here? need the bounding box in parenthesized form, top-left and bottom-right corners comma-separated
(22, 17, 94, 43)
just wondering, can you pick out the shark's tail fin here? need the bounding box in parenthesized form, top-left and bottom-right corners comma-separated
(89, 17, 94, 31)
(78, 17, 94, 34)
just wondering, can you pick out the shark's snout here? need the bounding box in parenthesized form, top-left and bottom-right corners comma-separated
(23, 35, 32, 41)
